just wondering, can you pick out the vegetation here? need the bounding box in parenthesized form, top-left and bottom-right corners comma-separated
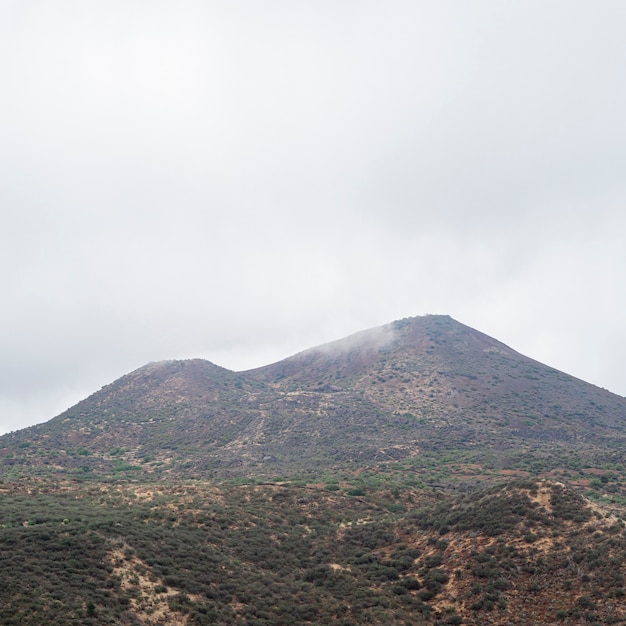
(0, 477, 624, 625)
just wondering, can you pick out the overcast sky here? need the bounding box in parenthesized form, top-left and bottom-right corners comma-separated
(1, 1, 625, 434)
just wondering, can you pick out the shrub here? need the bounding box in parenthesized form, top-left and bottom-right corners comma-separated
(577, 595, 595, 609)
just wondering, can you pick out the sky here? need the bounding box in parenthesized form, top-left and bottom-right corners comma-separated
(1, 1, 625, 434)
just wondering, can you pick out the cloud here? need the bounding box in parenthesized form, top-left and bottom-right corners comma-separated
(1, 1, 625, 433)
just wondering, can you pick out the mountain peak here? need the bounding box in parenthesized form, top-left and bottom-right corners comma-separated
(133, 357, 232, 376)
(247, 314, 516, 387)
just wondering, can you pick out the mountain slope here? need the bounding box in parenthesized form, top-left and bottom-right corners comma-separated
(253, 315, 625, 438)
(248, 315, 626, 470)
(1, 315, 625, 480)
(1, 477, 624, 625)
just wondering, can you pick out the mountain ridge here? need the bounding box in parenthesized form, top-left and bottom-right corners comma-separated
(1, 314, 625, 481)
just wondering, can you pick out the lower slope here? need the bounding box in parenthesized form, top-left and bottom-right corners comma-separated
(0, 477, 624, 625)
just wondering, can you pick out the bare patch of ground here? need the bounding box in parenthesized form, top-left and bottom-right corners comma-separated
(108, 546, 199, 625)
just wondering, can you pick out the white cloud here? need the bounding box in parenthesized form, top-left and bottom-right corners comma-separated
(1, 1, 625, 433)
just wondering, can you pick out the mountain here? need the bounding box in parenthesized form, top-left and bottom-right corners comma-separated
(1, 314, 625, 482)
(1, 315, 626, 625)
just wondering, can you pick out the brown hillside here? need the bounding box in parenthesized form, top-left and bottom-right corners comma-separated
(1, 315, 625, 480)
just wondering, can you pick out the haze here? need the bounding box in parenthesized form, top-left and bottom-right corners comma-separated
(1, 1, 625, 434)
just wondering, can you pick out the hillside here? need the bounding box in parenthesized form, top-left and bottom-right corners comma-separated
(250, 315, 626, 464)
(1, 315, 625, 485)
(0, 477, 624, 625)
